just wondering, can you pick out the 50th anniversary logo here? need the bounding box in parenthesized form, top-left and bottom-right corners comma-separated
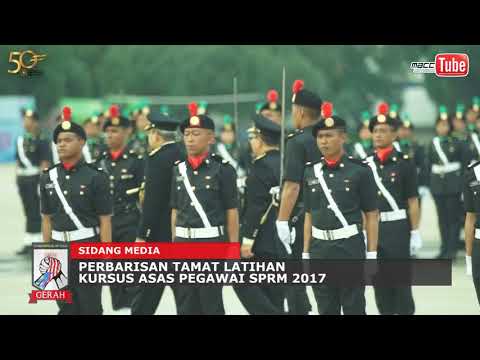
(8, 50, 46, 76)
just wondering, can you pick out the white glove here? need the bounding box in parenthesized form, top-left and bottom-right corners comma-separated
(418, 186, 430, 198)
(410, 230, 423, 256)
(290, 227, 296, 245)
(269, 186, 281, 202)
(466, 255, 472, 276)
(362, 230, 368, 249)
(366, 251, 377, 260)
(302, 252, 310, 259)
(276, 220, 292, 255)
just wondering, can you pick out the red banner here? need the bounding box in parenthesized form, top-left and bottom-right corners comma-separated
(70, 242, 241, 260)
(29, 290, 73, 304)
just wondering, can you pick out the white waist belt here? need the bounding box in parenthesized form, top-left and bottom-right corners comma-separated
(380, 209, 407, 222)
(52, 227, 99, 242)
(312, 224, 359, 241)
(475, 229, 480, 239)
(176, 226, 224, 239)
(16, 167, 40, 176)
(431, 162, 461, 174)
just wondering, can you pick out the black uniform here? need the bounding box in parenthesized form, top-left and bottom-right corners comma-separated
(303, 154, 378, 315)
(426, 135, 472, 259)
(97, 148, 144, 310)
(15, 132, 51, 248)
(283, 124, 322, 314)
(126, 132, 148, 156)
(463, 160, 480, 304)
(84, 136, 107, 163)
(40, 160, 112, 315)
(367, 149, 418, 315)
(131, 141, 184, 315)
(170, 152, 238, 315)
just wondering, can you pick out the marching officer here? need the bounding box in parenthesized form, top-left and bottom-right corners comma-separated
(394, 114, 429, 204)
(16, 106, 51, 255)
(131, 112, 184, 315)
(426, 106, 472, 259)
(170, 102, 239, 315)
(277, 79, 323, 315)
(463, 157, 480, 305)
(349, 111, 374, 160)
(259, 89, 282, 125)
(40, 107, 112, 315)
(367, 103, 421, 315)
(234, 114, 286, 315)
(82, 112, 106, 163)
(303, 102, 379, 315)
(97, 105, 145, 310)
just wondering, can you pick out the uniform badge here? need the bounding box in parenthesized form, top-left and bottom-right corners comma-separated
(61, 121, 71, 130)
(377, 114, 386, 123)
(269, 102, 277, 110)
(449, 146, 455, 153)
(325, 118, 335, 127)
(190, 116, 200, 126)
(112, 117, 120, 126)
(25, 109, 33, 117)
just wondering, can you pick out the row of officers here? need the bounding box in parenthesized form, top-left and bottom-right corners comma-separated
(15, 88, 480, 315)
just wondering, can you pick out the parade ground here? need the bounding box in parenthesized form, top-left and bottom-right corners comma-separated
(0, 162, 477, 315)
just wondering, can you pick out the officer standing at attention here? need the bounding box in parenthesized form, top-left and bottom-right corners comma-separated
(40, 107, 112, 315)
(131, 111, 184, 315)
(97, 105, 145, 311)
(276, 79, 323, 315)
(16, 106, 51, 255)
(234, 114, 286, 315)
(367, 103, 421, 315)
(350, 111, 374, 160)
(426, 106, 472, 260)
(170, 102, 239, 315)
(463, 156, 480, 305)
(303, 102, 379, 315)
(82, 112, 106, 163)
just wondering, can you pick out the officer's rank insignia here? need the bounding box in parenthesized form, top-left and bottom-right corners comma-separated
(112, 117, 120, 125)
(325, 117, 334, 127)
(61, 121, 71, 130)
(190, 116, 200, 126)
(377, 114, 386, 123)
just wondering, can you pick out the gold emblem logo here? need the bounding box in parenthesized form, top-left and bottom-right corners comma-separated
(112, 118, 120, 126)
(61, 121, 71, 130)
(269, 102, 277, 110)
(325, 118, 335, 127)
(377, 114, 386, 123)
(190, 116, 200, 126)
(8, 50, 46, 76)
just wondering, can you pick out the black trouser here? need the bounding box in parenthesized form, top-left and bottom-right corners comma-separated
(54, 238, 103, 315)
(433, 194, 462, 258)
(310, 234, 366, 315)
(174, 235, 225, 315)
(110, 211, 140, 310)
(472, 239, 480, 306)
(233, 252, 285, 315)
(285, 212, 312, 315)
(17, 175, 41, 235)
(374, 219, 415, 315)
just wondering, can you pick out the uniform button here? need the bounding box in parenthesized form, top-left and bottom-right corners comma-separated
(378, 191, 382, 196)
(339, 163, 344, 168)
(329, 174, 334, 178)
(205, 176, 211, 180)
(63, 190, 68, 195)
(391, 178, 395, 182)
(110, 176, 114, 180)
(327, 205, 331, 209)
(112, 162, 116, 167)
(122, 169, 127, 173)
(123, 155, 128, 159)
(312, 188, 316, 192)
(392, 157, 397, 161)
(110, 190, 114, 195)
(346, 187, 350, 191)
(80, 191, 84, 195)
(380, 165, 384, 169)
(194, 171, 198, 175)
(191, 186, 196, 191)
(206, 185, 210, 189)
(110, 183, 114, 188)
(49, 191, 53, 196)
(65, 175, 70, 180)
(177, 186, 181, 190)
(190, 202, 194, 206)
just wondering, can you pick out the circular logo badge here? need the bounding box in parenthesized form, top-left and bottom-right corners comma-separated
(269, 102, 277, 110)
(377, 114, 386, 123)
(190, 116, 200, 126)
(112, 117, 120, 126)
(325, 118, 335, 127)
(61, 121, 71, 130)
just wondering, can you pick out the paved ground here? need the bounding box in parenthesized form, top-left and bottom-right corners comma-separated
(0, 163, 478, 315)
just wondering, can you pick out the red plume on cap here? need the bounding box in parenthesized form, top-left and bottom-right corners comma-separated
(377, 102, 389, 115)
(292, 80, 304, 94)
(62, 106, 72, 121)
(188, 102, 198, 117)
(267, 89, 278, 102)
(109, 105, 120, 118)
(322, 102, 333, 118)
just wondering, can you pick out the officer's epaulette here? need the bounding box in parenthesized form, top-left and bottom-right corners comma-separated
(347, 156, 369, 167)
(211, 153, 229, 164)
(149, 147, 162, 157)
(43, 163, 61, 173)
(468, 160, 480, 169)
